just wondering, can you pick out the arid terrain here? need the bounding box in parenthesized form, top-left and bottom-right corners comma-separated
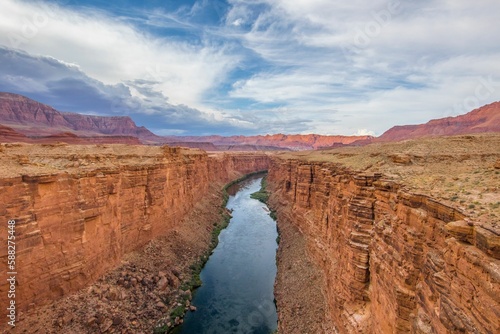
(1, 0, 499, 332)
(4, 183, 227, 333)
(276, 133, 500, 226)
(0, 143, 270, 333)
(269, 133, 500, 333)
(0, 134, 498, 333)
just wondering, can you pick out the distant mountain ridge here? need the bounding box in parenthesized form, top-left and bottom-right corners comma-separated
(0, 92, 499, 149)
(0, 92, 158, 140)
(0, 92, 371, 149)
(163, 134, 372, 150)
(378, 102, 500, 141)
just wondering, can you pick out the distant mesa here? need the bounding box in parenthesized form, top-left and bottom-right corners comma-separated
(378, 102, 500, 142)
(0, 92, 499, 149)
(163, 134, 372, 151)
(0, 92, 159, 143)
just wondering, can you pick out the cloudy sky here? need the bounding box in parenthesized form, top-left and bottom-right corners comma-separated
(1, 0, 499, 136)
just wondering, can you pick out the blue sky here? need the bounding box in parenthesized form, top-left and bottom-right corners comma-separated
(1, 0, 499, 136)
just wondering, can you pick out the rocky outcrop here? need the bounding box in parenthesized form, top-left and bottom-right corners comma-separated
(0, 126, 142, 145)
(165, 142, 219, 151)
(60, 113, 156, 138)
(379, 102, 500, 142)
(268, 159, 499, 333)
(0, 92, 72, 132)
(0, 145, 270, 322)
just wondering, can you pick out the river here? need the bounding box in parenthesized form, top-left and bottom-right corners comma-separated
(175, 175, 278, 334)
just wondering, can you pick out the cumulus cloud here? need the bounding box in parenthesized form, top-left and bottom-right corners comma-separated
(0, 46, 257, 135)
(0, 0, 239, 108)
(354, 129, 375, 136)
(223, 0, 500, 134)
(0, 0, 499, 136)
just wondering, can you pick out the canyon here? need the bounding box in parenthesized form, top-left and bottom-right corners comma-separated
(0, 134, 498, 333)
(268, 134, 500, 333)
(0, 143, 270, 332)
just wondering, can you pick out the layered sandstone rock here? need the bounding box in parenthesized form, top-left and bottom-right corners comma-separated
(268, 159, 499, 333)
(0, 144, 270, 322)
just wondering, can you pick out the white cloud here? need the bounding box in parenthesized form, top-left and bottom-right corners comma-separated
(222, 0, 500, 135)
(0, 0, 240, 109)
(0, 0, 499, 136)
(231, 18, 243, 27)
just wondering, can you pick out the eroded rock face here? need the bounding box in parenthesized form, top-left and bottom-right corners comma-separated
(0, 124, 28, 142)
(268, 159, 499, 334)
(0, 146, 270, 320)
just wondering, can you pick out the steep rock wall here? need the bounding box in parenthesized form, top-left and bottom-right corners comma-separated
(0, 147, 269, 320)
(268, 159, 499, 333)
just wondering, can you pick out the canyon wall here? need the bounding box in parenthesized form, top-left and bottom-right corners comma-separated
(268, 159, 499, 333)
(0, 145, 270, 321)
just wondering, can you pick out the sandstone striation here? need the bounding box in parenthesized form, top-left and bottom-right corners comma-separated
(268, 135, 500, 333)
(0, 124, 28, 142)
(0, 144, 270, 327)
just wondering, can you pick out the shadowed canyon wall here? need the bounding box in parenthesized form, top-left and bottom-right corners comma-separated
(268, 159, 499, 334)
(0, 145, 270, 321)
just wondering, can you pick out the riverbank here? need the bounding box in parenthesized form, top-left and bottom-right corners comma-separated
(252, 174, 335, 333)
(271, 203, 336, 334)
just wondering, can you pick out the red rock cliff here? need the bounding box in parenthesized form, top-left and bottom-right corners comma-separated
(0, 145, 269, 322)
(268, 159, 499, 333)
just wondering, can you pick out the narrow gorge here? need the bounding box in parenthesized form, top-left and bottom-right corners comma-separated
(1, 136, 499, 333)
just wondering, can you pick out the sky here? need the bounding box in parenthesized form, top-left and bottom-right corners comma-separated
(0, 0, 499, 136)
